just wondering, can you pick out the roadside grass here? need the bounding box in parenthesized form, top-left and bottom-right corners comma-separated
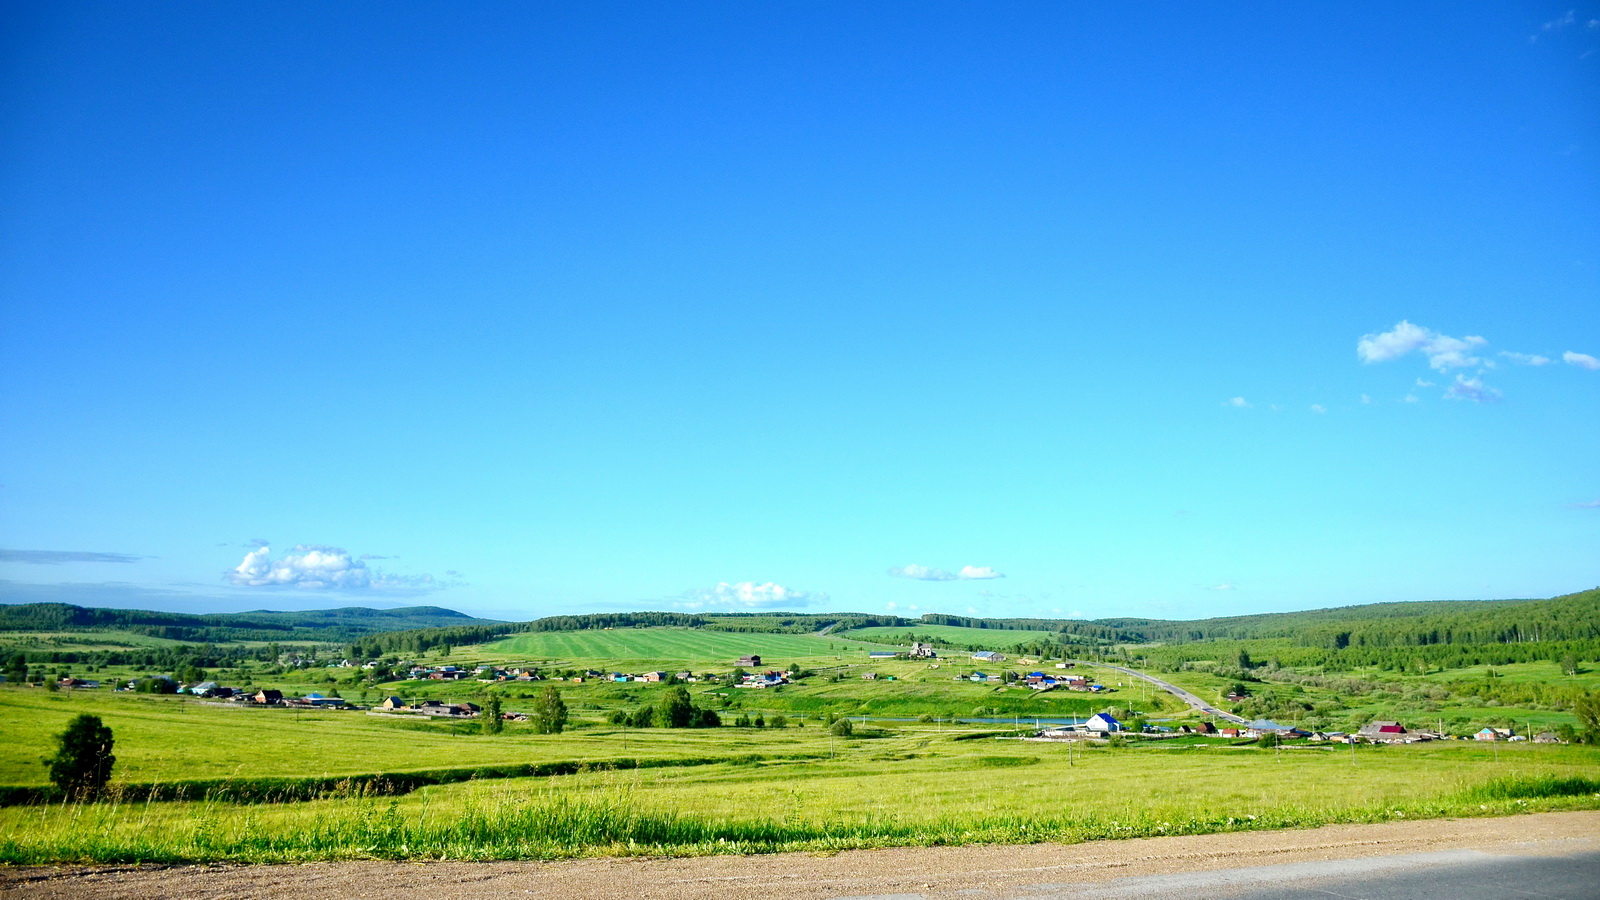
(1, 735, 1595, 863)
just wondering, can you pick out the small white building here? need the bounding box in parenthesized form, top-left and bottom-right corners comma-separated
(1085, 712, 1122, 733)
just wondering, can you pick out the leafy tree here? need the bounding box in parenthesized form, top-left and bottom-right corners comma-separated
(482, 695, 503, 735)
(46, 714, 115, 799)
(770, 714, 787, 728)
(1561, 655, 1580, 676)
(753, 713, 765, 728)
(531, 685, 568, 734)
(829, 717, 854, 737)
(1576, 691, 1600, 743)
(1236, 649, 1253, 670)
(656, 687, 695, 728)
(3, 653, 26, 684)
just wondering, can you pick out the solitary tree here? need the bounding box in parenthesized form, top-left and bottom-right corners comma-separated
(3, 653, 26, 685)
(482, 695, 503, 735)
(531, 685, 568, 734)
(46, 714, 115, 799)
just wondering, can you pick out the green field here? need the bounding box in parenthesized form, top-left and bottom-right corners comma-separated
(477, 627, 899, 667)
(2, 683, 1596, 863)
(842, 624, 1059, 651)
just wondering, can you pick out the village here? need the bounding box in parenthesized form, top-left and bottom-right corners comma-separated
(43, 642, 1569, 744)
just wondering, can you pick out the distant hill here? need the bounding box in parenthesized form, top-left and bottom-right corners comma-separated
(910, 588, 1600, 649)
(0, 602, 496, 644)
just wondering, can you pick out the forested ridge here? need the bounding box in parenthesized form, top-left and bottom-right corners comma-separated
(0, 603, 493, 643)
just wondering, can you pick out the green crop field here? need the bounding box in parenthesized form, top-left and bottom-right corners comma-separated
(841, 624, 1059, 651)
(477, 627, 898, 667)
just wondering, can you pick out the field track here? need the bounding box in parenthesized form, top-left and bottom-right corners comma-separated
(4, 810, 1596, 900)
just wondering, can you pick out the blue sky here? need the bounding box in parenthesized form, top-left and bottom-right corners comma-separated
(1, 3, 1596, 622)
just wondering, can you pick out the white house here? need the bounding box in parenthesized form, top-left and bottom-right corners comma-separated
(1085, 712, 1122, 733)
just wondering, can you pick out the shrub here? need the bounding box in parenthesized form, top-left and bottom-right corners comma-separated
(45, 714, 115, 800)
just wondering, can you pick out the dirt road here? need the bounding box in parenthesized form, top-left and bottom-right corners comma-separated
(3, 811, 1596, 900)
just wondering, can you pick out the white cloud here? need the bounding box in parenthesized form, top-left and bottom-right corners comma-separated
(888, 564, 955, 581)
(1310, 404, 1326, 414)
(1403, 393, 1420, 403)
(1210, 583, 1234, 591)
(1224, 397, 1251, 408)
(1444, 375, 1501, 404)
(229, 545, 370, 589)
(1361, 394, 1373, 404)
(890, 563, 1004, 581)
(1564, 351, 1600, 370)
(1570, 499, 1600, 509)
(226, 544, 450, 591)
(675, 581, 822, 610)
(1357, 321, 1486, 371)
(1500, 351, 1551, 367)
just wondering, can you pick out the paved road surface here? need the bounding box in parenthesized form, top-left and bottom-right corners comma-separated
(1075, 660, 1249, 725)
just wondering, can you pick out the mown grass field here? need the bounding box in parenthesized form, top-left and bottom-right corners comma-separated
(842, 624, 1058, 651)
(477, 627, 898, 668)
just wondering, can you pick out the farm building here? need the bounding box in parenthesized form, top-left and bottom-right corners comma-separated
(868, 651, 899, 660)
(910, 642, 938, 659)
(736, 655, 762, 667)
(379, 697, 407, 710)
(971, 651, 1005, 663)
(254, 689, 283, 705)
(1358, 721, 1408, 742)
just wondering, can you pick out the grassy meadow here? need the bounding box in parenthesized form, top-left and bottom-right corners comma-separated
(2, 686, 1596, 863)
(5, 614, 1599, 865)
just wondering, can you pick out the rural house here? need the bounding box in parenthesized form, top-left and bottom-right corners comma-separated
(736, 655, 762, 667)
(1085, 712, 1122, 733)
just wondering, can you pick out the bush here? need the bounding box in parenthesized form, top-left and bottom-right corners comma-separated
(830, 718, 854, 737)
(45, 714, 115, 800)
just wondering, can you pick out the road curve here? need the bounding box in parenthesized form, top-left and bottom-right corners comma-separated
(1073, 660, 1249, 725)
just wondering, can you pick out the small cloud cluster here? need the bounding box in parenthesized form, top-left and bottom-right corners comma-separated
(0, 549, 143, 565)
(1357, 320, 1596, 404)
(887, 564, 1005, 581)
(1357, 321, 1487, 371)
(675, 581, 823, 610)
(1224, 397, 1251, 409)
(1444, 375, 1501, 404)
(227, 544, 449, 591)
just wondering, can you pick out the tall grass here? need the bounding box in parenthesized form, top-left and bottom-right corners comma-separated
(3, 774, 1597, 865)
